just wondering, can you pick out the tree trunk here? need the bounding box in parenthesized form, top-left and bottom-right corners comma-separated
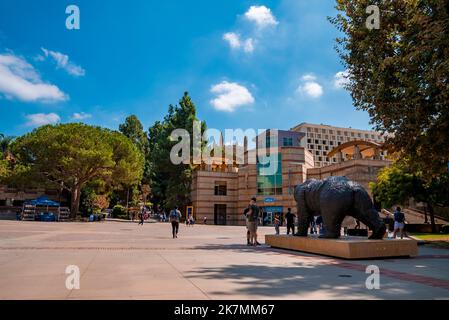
(70, 185, 81, 219)
(427, 202, 436, 233)
(424, 206, 428, 224)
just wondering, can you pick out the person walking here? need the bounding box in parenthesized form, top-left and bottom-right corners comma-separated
(393, 207, 406, 239)
(138, 207, 145, 226)
(169, 206, 182, 239)
(186, 211, 193, 227)
(310, 216, 317, 234)
(285, 208, 296, 235)
(243, 207, 251, 245)
(316, 215, 325, 235)
(247, 197, 261, 246)
(274, 212, 281, 235)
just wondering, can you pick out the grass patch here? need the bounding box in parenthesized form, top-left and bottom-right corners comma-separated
(410, 233, 449, 241)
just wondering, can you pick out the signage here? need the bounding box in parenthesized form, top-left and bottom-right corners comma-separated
(264, 197, 276, 203)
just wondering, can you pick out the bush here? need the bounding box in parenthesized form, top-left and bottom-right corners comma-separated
(112, 205, 127, 219)
(442, 225, 449, 234)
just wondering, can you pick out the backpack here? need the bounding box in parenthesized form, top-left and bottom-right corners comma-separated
(169, 210, 179, 222)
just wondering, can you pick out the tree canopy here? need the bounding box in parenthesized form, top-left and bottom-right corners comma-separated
(371, 160, 449, 231)
(10, 123, 144, 216)
(148, 92, 206, 209)
(330, 0, 449, 177)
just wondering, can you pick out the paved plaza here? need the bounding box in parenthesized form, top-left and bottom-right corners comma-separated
(0, 220, 448, 300)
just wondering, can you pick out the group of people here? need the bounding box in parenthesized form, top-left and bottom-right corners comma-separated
(273, 208, 297, 236)
(156, 201, 409, 242)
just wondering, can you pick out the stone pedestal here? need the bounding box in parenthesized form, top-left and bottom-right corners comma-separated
(265, 234, 418, 259)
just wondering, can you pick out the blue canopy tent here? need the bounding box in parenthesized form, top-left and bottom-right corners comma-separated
(25, 196, 60, 207)
(24, 196, 60, 222)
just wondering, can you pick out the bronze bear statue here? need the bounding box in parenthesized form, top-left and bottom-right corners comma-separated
(294, 176, 386, 239)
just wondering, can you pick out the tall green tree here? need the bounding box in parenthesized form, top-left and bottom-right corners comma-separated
(11, 123, 144, 217)
(330, 0, 449, 177)
(371, 160, 449, 231)
(119, 115, 149, 155)
(148, 92, 206, 209)
(119, 115, 151, 209)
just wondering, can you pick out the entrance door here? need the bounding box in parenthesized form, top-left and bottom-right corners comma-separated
(214, 204, 227, 225)
(262, 206, 283, 226)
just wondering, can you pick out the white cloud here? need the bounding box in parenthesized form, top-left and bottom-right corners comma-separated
(71, 112, 92, 120)
(223, 32, 241, 49)
(334, 70, 350, 89)
(210, 81, 255, 112)
(223, 32, 255, 53)
(25, 113, 61, 127)
(244, 5, 278, 29)
(301, 74, 317, 82)
(41, 48, 85, 77)
(297, 74, 323, 99)
(0, 53, 68, 103)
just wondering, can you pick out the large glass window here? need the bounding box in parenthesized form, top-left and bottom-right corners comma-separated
(257, 153, 282, 195)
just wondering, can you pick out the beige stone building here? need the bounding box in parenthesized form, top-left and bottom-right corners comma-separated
(190, 124, 391, 226)
(291, 122, 388, 168)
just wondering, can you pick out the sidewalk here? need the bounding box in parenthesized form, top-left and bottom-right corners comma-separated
(0, 221, 448, 300)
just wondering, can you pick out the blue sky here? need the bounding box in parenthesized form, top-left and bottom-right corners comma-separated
(0, 0, 373, 137)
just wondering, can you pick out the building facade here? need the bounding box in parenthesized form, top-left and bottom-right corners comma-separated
(190, 123, 391, 226)
(291, 123, 387, 168)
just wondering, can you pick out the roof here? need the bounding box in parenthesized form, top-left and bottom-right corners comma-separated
(327, 140, 384, 159)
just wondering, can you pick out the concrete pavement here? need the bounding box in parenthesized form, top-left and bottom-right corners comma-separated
(0, 220, 448, 300)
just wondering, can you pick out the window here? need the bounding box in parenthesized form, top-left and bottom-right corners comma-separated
(283, 137, 293, 146)
(257, 154, 283, 196)
(214, 181, 227, 196)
